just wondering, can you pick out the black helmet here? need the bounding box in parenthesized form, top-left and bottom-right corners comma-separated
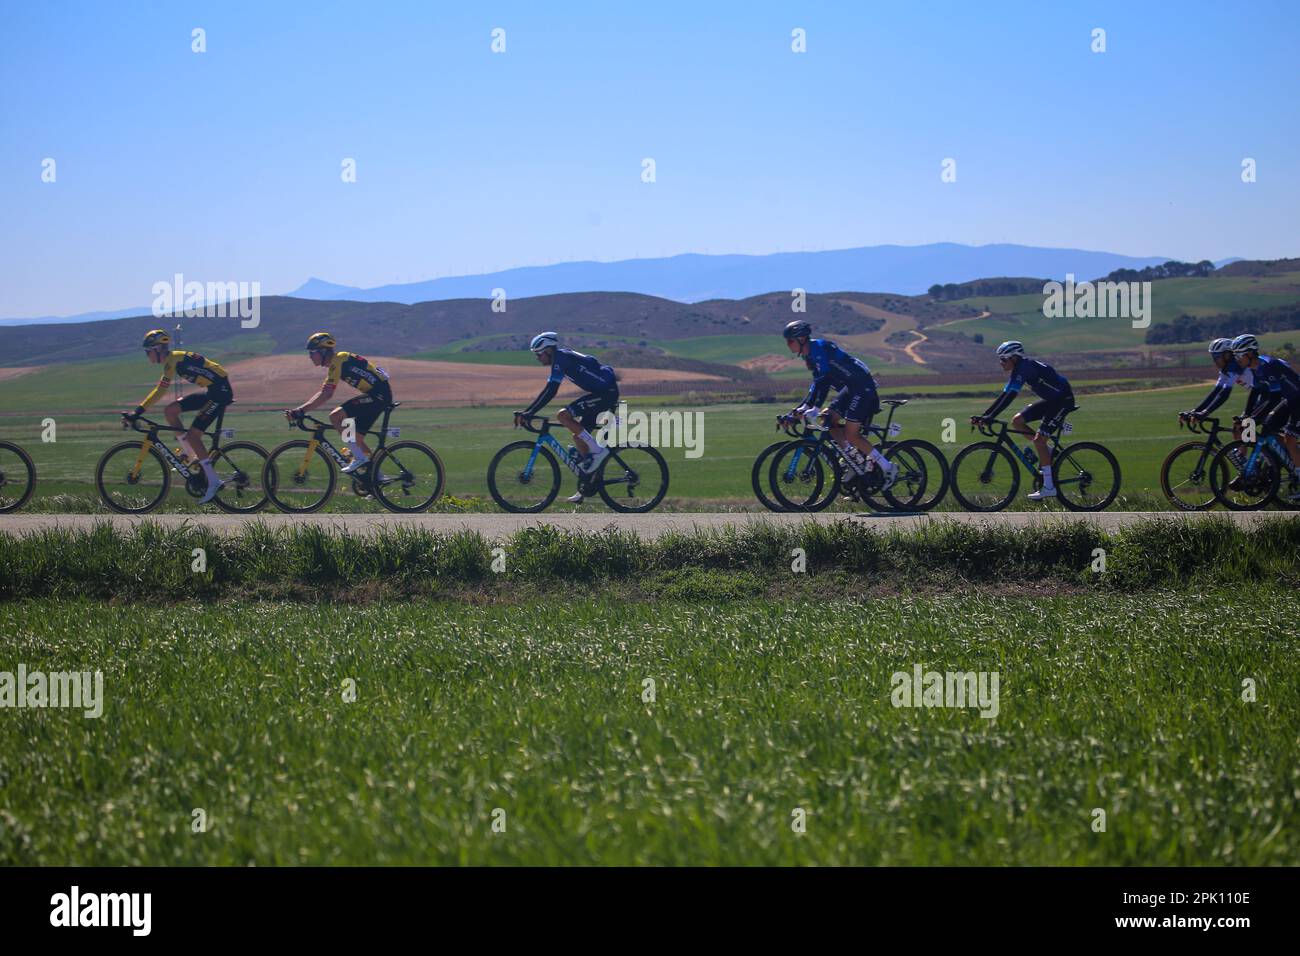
(783, 320, 811, 340)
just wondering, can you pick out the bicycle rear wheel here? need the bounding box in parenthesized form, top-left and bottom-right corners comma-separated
(371, 441, 446, 513)
(263, 440, 337, 513)
(0, 441, 36, 513)
(488, 441, 560, 513)
(949, 442, 1019, 512)
(598, 444, 669, 512)
(1159, 441, 1219, 511)
(1054, 441, 1121, 512)
(96, 441, 171, 514)
(211, 441, 271, 514)
(1210, 441, 1280, 511)
(883, 439, 948, 511)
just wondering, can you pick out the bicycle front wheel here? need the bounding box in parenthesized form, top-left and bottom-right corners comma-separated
(949, 442, 1019, 512)
(598, 444, 669, 513)
(1210, 441, 1279, 511)
(96, 441, 171, 514)
(769, 440, 839, 512)
(1160, 441, 1219, 511)
(1055, 441, 1121, 512)
(371, 441, 446, 513)
(488, 441, 560, 513)
(0, 441, 36, 514)
(751, 440, 790, 512)
(211, 441, 271, 514)
(263, 440, 337, 513)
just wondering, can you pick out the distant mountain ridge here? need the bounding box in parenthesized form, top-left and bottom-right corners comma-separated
(3, 243, 1195, 325)
(286, 243, 1176, 305)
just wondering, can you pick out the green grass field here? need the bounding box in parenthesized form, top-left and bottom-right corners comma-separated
(2, 585, 1294, 865)
(941, 272, 1300, 354)
(0, 361, 1251, 511)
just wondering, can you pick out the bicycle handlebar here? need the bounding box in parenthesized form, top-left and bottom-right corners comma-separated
(119, 414, 184, 435)
(513, 412, 550, 435)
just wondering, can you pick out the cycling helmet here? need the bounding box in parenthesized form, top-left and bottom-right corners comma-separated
(996, 340, 1026, 357)
(529, 331, 559, 353)
(1208, 338, 1234, 356)
(1230, 333, 1259, 354)
(783, 320, 812, 340)
(306, 331, 336, 351)
(142, 329, 170, 349)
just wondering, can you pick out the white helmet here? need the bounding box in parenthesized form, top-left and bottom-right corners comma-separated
(1208, 338, 1234, 356)
(995, 340, 1026, 358)
(1230, 333, 1259, 354)
(529, 331, 559, 353)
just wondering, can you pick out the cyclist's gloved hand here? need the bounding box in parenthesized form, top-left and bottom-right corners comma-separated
(513, 412, 528, 428)
(969, 415, 986, 426)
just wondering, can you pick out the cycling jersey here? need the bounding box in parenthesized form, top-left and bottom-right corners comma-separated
(547, 348, 617, 393)
(1192, 357, 1253, 416)
(981, 356, 1072, 421)
(324, 351, 390, 393)
(140, 350, 229, 409)
(1251, 354, 1300, 401)
(803, 339, 876, 408)
(523, 348, 617, 418)
(1004, 357, 1071, 400)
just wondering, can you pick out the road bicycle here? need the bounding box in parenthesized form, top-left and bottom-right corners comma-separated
(766, 399, 949, 512)
(0, 439, 36, 514)
(487, 413, 669, 513)
(1160, 415, 1231, 511)
(1209, 424, 1300, 511)
(96, 404, 269, 514)
(263, 403, 445, 514)
(949, 410, 1120, 512)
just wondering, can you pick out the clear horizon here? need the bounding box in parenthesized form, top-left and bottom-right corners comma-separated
(3, 0, 1297, 317)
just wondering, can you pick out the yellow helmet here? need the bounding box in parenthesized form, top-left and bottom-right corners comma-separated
(306, 331, 336, 351)
(142, 329, 171, 349)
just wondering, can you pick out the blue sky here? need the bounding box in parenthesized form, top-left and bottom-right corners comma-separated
(2, 0, 1297, 316)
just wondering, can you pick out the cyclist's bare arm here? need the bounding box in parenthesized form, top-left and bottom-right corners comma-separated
(290, 383, 335, 417)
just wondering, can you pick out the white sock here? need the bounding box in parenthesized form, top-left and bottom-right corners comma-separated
(578, 429, 602, 450)
(868, 448, 888, 467)
(1042, 465, 1054, 489)
(348, 441, 367, 460)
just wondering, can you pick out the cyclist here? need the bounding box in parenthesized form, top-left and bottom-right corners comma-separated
(287, 332, 393, 475)
(126, 329, 232, 504)
(1230, 333, 1300, 497)
(1182, 337, 1253, 428)
(516, 332, 619, 503)
(970, 340, 1074, 501)
(781, 319, 897, 490)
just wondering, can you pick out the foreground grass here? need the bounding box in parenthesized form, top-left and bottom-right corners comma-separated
(1, 590, 1295, 865)
(2, 515, 1298, 602)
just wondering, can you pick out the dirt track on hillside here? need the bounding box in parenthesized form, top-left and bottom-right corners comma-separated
(223, 356, 725, 407)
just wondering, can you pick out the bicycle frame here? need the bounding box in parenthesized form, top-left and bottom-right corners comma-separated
(288, 404, 399, 476)
(1241, 432, 1289, 479)
(515, 414, 641, 492)
(777, 402, 902, 483)
(124, 404, 233, 482)
(970, 416, 1069, 482)
(1175, 416, 1226, 479)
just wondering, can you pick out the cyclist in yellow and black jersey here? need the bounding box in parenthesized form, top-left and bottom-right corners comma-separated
(125, 329, 233, 503)
(286, 331, 394, 473)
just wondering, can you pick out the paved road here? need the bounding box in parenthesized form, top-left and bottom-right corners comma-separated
(0, 510, 1287, 540)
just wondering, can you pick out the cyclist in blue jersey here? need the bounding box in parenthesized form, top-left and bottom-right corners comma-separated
(1182, 338, 1253, 427)
(1230, 333, 1300, 496)
(781, 320, 898, 489)
(516, 331, 619, 502)
(970, 341, 1075, 501)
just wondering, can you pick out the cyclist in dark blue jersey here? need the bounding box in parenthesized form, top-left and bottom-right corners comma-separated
(971, 341, 1075, 501)
(1183, 338, 1253, 425)
(516, 331, 619, 500)
(1230, 333, 1300, 495)
(782, 320, 898, 489)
